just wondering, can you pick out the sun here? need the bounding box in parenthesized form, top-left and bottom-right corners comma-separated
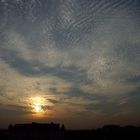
(28, 96, 53, 115)
(34, 103, 42, 113)
(31, 97, 45, 113)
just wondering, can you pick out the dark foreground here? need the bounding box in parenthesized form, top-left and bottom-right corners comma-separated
(0, 122, 140, 140)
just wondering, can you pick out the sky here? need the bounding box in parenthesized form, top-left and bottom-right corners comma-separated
(0, 0, 140, 129)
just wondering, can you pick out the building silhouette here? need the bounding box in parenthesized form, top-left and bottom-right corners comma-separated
(8, 122, 65, 140)
(0, 123, 140, 140)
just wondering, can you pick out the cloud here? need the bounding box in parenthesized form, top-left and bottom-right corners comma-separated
(80, 80, 139, 96)
(0, 59, 73, 113)
(2, 30, 32, 61)
(0, 3, 139, 117)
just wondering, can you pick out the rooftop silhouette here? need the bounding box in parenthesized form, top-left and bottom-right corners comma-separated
(0, 122, 140, 140)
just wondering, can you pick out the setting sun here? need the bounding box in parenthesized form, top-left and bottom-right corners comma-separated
(27, 95, 54, 116)
(30, 97, 46, 113)
(34, 103, 42, 112)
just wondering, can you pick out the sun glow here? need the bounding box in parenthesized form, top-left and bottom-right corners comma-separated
(31, 97, 46, 113)
(34, 103, 42, 112)
(27, 95, 54, 117)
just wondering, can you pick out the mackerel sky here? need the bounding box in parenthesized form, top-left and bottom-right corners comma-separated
(0, 0, 140, 129)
